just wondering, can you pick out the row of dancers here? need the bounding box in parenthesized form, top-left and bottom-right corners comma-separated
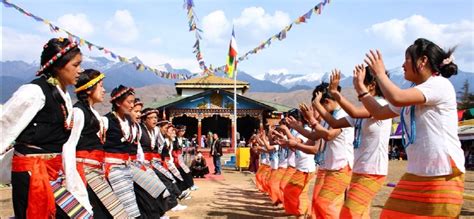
(253, 38, 465, 218)
(1, 38, 198, 219)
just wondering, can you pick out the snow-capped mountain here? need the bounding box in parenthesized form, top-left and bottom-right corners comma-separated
(264, 71, 348, 90)
(1, 57, 473, 104)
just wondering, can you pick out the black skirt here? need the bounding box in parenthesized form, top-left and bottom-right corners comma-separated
(133, 182, 167, 218)
(11, 171, 69, 219)
(177, 166, 194, 188)
(86, 185, 113, 219)
(152, 168, 179, 211)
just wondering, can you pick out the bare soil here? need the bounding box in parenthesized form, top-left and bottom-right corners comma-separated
(1, 161, 473, 218)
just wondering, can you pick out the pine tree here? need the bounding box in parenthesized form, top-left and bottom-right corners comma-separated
(457, 79, 474, 110)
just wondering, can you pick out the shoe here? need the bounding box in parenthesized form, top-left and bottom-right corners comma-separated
(190, 185, 199, 191)
(178, 190, 191, 200)
(215, 172, 221, 175)
(184, 196, 192, 200)
(160, 216, 170, 219)
(171, 204, 188, 212)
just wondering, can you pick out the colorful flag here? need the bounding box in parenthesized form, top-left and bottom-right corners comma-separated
(225, 27, 238, 78)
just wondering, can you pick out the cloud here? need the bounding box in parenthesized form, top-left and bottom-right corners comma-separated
(365, 15, 474, 71)
(1, 26, 46, 62)
(56, 13, 94, 37)
(105, 10, 139, 43)
(233, 7, 290, 39)
(201, 10, 231, 44)
(149, 37, 162, 45)
(110, 46, 202, 73)
(200, 7, 291, 45)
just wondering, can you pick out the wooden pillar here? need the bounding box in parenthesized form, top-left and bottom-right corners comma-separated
(231, 115, 236, 150)
(197, 118, 202, 149)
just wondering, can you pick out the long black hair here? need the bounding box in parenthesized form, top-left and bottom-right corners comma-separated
(406, 38, 457, 78)
(110, 85, 135, 111)
(40, 38, 81, 78)
(75, 69, 102, 104)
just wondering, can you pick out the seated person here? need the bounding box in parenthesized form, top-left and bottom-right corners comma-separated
(191, 153, 209, 178)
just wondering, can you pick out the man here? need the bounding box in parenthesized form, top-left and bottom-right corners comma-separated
(210, 133, 223, 175)
(190, 153, 209, 178)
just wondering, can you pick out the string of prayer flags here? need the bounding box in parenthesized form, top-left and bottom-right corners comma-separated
(1, 0, 192, 80)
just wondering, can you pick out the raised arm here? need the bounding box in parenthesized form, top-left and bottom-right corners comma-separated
(312, 91, 351, 129)
(330, 69, 371, 118)
(353, 63, 398, 120)
(365, 50, 425, 107)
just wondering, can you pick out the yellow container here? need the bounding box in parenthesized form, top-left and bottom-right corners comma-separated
(236, 147, 250, 169)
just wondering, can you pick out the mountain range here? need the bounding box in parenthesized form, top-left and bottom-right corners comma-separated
(1, 56, 473, 104)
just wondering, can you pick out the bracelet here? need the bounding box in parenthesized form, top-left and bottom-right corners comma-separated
(357, 92, 369, 101)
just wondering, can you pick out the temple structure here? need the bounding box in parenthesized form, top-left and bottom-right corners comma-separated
(149, 74, 291, 148)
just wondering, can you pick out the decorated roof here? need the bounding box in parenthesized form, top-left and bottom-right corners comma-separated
(156, 89, 275, 111)
(175, 74, 249, 88)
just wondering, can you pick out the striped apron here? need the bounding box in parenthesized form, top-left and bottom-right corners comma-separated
(313, 165, 352, 219)
(380, 164, 464, 218)
(340, 173, 386, 218)
(283, 170, 315, 216)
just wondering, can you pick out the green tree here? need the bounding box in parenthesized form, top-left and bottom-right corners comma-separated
(457, 79, 474, 110)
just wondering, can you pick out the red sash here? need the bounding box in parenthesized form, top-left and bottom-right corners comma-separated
(12, 155, 62, 219)
(76, 150, 104, 184)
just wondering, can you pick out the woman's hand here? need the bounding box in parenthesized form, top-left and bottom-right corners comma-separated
(329, 69, 341, 95)
(276, 138, 288, 147)
(312, 92, 323, 108)
(287, 139, 298, 149)
(365, 49, 386, 78)
(300, 103, 316, 124)
(285, 116, 300, 129)
(353, 64, 368, 94)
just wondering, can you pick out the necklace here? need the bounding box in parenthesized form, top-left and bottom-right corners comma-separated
(353, 118, 363, 148)
(90, 106, 106, 144)
(400, 105, 416, 148)
(145, 126, 156, 150)
(112, 111, 133, 143)
(61, 104, 74, 130)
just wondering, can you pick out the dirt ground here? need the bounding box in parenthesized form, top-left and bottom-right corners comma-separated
(1, 160, 473, 218)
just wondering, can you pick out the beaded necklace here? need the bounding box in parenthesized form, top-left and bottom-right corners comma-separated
(353, 118, 363, 149)
(90, 106, 106, 144)
(112, 111, 133, 143)
(400, 105, 416, 148)
(61, 104, 74, 130)
(144, 125, 156, 150)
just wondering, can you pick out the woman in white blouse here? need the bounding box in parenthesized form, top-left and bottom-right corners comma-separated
(313, 69, 392, 218)
(0, 38, 86, 218)
(356, 38, 465, 218)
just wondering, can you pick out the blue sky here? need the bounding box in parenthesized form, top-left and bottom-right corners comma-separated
(1, 0, 473, 78)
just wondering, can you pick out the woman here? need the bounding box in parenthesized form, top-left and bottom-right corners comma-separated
(306, 82, 355, 219)
(357, 38, 465, 218)
(64, 69, 128, 218)
(275, 110, 316, 219)
(256, 130, 280, 205)
(315, 69, 392, 218)
(1, 38, 91, 218)
(155, 118, 189, 211)
(255, 142, 271, 193)
(248, 135, 260, 174)
(162, 125, 190, 192)
(173, 125, 197, 190)
(103, 85, 141, 218)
